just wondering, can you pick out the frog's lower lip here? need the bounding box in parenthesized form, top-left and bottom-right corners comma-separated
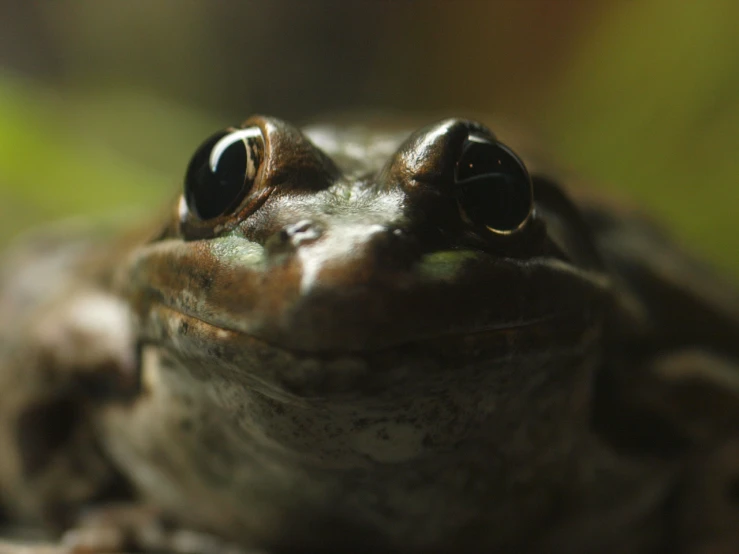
(152, 301, 589, 355)
(147, 301, 600, 398)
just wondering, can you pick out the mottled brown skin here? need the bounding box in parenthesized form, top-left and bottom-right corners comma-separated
(0, 116, 738, 553)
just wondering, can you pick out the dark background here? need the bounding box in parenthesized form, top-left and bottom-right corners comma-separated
(1, 1, 737, 276)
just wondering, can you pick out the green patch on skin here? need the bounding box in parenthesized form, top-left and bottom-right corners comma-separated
(419, 250, 481, 281)
(208, 236, 266, 269)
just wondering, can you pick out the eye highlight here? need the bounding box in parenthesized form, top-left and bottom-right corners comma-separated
(454, 135, 533, 234)
(184, 127, 264, 220)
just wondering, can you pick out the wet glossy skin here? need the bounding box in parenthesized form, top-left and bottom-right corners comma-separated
(103, 117, 620, 551)
(126, 117, 609, 366)
(1, 116, 738, 553)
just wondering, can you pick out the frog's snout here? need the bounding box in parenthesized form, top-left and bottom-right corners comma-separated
(267, 220, 420, 293)
(266, 220, 324, 255)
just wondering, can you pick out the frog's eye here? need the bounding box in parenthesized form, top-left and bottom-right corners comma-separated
(454, 135, 533, 234)
(184, 127, 264, 220)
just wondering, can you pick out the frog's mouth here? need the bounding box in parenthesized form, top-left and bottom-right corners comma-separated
(126, 239, 609, 354)
(122, 236, 611, 396)
(144, 299, 601, 398)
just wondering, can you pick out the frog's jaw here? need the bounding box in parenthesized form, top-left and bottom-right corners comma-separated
(124, 227, 608, 399)
(141, 297, 602, 399)
(110, 230, 612, 551)
(122, 229, 610, 358)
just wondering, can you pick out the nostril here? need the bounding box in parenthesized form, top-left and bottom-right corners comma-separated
(282, 220, 323, 247)
(367, 227, 422, 270)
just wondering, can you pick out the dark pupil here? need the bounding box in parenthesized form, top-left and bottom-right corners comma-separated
(185, 130, 252, 220)
(455, 138, 532, 232)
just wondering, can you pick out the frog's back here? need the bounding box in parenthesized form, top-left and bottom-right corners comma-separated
(581, 197, 739, 355)
(563, 186, 739, 551)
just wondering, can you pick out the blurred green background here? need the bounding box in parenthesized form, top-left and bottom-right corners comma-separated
(0, 1, 737, 277)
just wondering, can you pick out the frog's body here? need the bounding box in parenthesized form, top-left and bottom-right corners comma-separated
(0, 117, 738, 554)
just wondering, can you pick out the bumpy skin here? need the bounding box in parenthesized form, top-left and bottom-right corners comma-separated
(0, 116, 738, 554)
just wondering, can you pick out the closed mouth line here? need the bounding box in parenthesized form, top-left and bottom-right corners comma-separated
(152, 301, 570, 355)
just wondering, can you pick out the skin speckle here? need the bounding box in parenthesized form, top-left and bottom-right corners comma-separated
(352, 423, 424, 463)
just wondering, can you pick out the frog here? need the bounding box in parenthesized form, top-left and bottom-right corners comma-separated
(0, 115, 738, 554)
